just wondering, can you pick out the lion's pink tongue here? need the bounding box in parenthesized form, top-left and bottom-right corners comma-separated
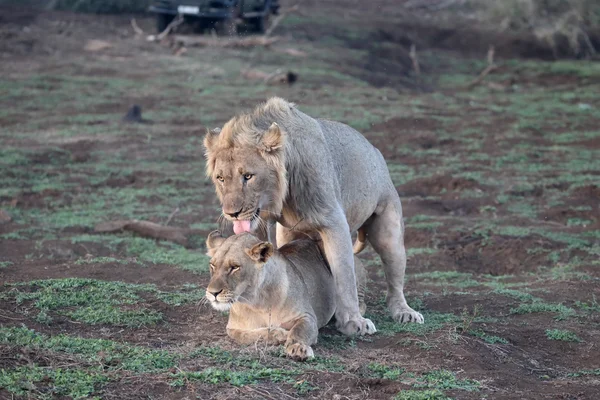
(233, 220, 251, 234)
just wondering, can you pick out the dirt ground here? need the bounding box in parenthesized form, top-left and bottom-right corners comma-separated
(1, 1, 599, 399)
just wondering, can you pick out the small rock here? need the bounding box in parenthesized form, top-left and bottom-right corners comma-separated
(0, 209, 11, 224)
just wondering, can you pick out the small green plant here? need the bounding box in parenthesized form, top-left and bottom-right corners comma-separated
(368, 363, 405, 380)
(413, 369, 480, 391)
(545, 329, 582, 342)
(468, 329, 509, 344)
(294, 379, 318, 395)
(395, 389, 451, 400)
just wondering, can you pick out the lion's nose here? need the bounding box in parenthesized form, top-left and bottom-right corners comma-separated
(209, 289, 223, 299)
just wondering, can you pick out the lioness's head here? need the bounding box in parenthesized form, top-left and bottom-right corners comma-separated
(203, 98, 293, 235)
(205, 230, 274, 311)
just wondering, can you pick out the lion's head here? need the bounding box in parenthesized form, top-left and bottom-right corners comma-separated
(204, 230, 274, 311)
(203, 98, 294, 234)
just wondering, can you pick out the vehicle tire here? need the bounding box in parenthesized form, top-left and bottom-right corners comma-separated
(223, 16, 237, 36)
(156, 13, 175, 33)
(252, 15, 269, 34)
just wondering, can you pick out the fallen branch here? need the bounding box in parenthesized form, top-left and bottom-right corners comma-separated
(173, 35, 279, 48)
(94, 219, 204, 248)
(466, 46, 497, 88)
(409, 44, 421, 75)
(130, 18, 144, 35)
(264, 4, 299, 37)
(147, 14, 184, 42)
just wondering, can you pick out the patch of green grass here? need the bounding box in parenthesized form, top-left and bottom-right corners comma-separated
(0, 326, 178, 372)
(368, 363, 405, 380)
(407, 248, 438, 257)
(545, 329, 581, 343)
(414, 369, 480, 391)
(510, 301, 576, 320)
(575, 296, 600, 313)
(372, 309, 460, 337)
(294, 379, 318, 395)
(169, 367, 298, 387)
(75, 256, 130, 265)
(0, 261, 13, 268)
(395, 389, 451, 400)
(468, 329, 509, 344)
(494, 288, 538, 302)
(4, 278, 204, 327)
(568, 369, 600, 378)
(0, 365, 107, 399)
(414, 271, 482, 288)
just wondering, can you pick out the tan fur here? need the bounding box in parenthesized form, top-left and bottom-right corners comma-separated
(205, 231, 367, 361)
(204, 97, 424, 335)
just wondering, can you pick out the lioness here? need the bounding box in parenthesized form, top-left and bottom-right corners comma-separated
(205, 230, 367, 361)
(203, 97, 423, 336)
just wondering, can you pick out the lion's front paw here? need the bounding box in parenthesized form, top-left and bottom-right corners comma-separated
(286, 342, 314, 361)
(267, 327, 289, 344)
(336, 316, 377, 336)
(392, 307, 424, 324)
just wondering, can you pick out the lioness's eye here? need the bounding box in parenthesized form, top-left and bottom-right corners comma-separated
(230, 265, 240, 273)
(243, 173, 253, 181)
(216, 175, 224, 182)
(209, 263, 216, 272)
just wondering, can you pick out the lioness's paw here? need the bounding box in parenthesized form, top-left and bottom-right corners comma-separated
(393, 308, 424, 324)
(286, 343, 314, 361)
(336, 317, 377, 336)
(267, 328, 289, 344)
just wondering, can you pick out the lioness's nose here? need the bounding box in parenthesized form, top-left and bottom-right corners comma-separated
(209, 289, 223, 298)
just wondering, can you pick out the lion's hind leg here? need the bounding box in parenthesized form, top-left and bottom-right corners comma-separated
(365, 201, 424, 324)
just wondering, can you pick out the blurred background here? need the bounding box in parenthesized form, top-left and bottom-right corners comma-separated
(0, 1, 599, 399)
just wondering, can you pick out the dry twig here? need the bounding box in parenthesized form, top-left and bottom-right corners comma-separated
(147, 14, 184, 42)
(173, 35, 279, 48)
(264, 4, 299, 37)
(409, 44, 421, 75)
(466, 45, 497, 88)
(94, 219, 203, 248)
(130, 18, 144, 35)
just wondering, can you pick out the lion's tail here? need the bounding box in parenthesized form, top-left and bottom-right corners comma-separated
(353, 227, 367, 254)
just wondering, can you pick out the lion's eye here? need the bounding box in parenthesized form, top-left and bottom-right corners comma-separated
(209, 263, 216, 272)
(230, 265, 240, 273)
(243, 173, 253, 181)
(216, 175, 224, 182)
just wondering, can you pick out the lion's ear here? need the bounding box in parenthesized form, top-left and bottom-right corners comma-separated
(245, 242, 274, 264)
(261, 122, 285, 152)
(203, 127, 221, 153)
(206, 230, 226, 257)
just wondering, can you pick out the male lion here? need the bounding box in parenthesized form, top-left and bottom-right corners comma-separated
(203, 97, 423, 335)
(204, 230, 368, 361)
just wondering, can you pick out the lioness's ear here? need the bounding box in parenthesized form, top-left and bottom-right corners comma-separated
(245, 242, 274, 264)
(261, 122, 285, 153)
(203, 127, 221, 153)
(206, 230, 226, 257)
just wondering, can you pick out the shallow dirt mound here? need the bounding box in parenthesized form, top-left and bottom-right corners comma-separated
(399, 175, 486, 198)
(368, 116, 452, 160)
(404, 198, 484, 217)
(439, 232, 560, 275)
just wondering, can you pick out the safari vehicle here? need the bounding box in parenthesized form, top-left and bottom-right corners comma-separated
(148, 0, 280, 35)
